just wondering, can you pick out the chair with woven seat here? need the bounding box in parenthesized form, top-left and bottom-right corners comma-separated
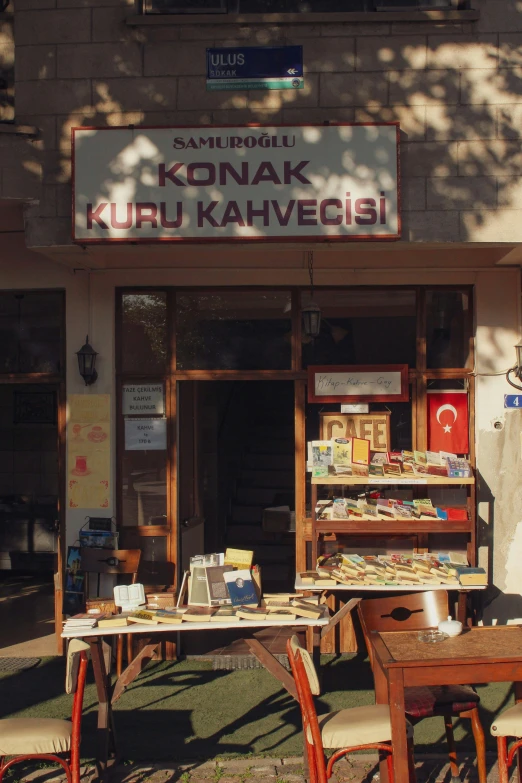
(286, 635, 414, 783)
(490, 702, 522, 783)
(0, 638, 89, 783)
(358, 591, 486, 783)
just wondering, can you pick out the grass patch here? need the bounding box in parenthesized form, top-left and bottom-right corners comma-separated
(0, 654, 513, 762)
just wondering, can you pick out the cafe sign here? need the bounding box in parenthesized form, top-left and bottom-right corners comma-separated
(72, 124, 400, 243)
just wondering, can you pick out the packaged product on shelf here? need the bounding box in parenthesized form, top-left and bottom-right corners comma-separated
(332, 498, 349, 519)
(446, 458, 472, 478)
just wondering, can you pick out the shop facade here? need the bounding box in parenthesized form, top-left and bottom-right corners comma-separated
(1, 0, 522, 649)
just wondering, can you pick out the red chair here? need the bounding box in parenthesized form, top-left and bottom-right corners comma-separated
(0, 639, 90, 783)
(287, 635, 413, 783)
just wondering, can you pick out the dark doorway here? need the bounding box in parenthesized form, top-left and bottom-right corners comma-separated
(179, 380, 296, 595)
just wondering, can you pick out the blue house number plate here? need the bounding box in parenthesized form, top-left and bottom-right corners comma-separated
(206, 46, 303, 91)
(504, 395, 522, 408)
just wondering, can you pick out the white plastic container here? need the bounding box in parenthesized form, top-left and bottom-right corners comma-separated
(437, 616, 463, 637)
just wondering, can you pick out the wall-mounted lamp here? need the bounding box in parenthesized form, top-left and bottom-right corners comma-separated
(76, 335, 98, 386)
(506, 340, 522, 390)
(302, 250, 322, 339)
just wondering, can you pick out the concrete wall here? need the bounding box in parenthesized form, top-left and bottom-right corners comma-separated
(9, 0, 522, 247)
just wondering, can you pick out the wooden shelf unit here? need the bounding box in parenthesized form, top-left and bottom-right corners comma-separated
(311, 474, 476, 565)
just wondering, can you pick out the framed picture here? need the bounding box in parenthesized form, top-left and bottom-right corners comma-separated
(308, 365, 409, 403)
(14, 391, 56, 425)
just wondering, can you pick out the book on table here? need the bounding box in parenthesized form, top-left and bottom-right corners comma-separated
(210, 607, 240, 623)
(292, 601, 323, 620)
(205, 565, 234, 606)
(128, 610, 159, 625)
(182, 606, 216, 622)
(97, 614, 131, 628)
(155, 609, 187, 624)
(224, 548, 253, 570)
(235, 606, 268, 621)
(188, 565, 211, 606)
(223, 569, 258, 607)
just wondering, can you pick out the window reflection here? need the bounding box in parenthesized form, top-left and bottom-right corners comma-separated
(0, 292, 63, 374)
(121, 293, 167, 374)
(426, 291, 471, 369)
(176, 291, 291, 370)
(301, 289, 416, 368)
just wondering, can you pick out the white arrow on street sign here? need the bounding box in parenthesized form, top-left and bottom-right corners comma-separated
(287, 68, 298, 75)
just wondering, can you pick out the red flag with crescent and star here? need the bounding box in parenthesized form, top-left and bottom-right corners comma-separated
(427, 391, 469, 454)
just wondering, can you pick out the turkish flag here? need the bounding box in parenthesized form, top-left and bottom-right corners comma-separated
(428, 391, 469, 454)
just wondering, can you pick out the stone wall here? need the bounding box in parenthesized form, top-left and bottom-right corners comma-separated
(10, 0, 522, 247)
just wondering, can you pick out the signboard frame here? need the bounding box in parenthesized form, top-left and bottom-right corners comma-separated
(71, 122, 401, 245)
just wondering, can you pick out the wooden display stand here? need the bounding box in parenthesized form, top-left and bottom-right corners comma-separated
(309, 473, 477, 653)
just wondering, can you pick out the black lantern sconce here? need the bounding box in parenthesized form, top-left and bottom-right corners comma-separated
(302, 250, 322, 339)
(76, 335, 98, 386)
(506, 341, 522, 391)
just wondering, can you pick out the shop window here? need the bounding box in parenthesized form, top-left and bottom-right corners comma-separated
(121, 448, 168, 527)
(301, 289, 417, 369)
(426, 290, 471, 369)
(0, 292, 63, 374)
(175, 291, 292, 370)
(121, 380, 167, 527)
(121, 292, 167, 374)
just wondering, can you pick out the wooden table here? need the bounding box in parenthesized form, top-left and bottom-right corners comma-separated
(371, 626, 522, 783)
(62, 611, 334, 781)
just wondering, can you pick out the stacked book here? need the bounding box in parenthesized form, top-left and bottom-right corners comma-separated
(300, 552, 484, 587)
(310, 439, 472, 480)
(63, 613, 100, 632)
(317, 496, 468, 522)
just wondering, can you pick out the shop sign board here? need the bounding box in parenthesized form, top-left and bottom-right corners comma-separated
(125, 418, 167, 451)
(206, 46, 303, 91)
(308, 364, 409, 403)
(72, 124, 400, 243)
(122, 383, 164, 415)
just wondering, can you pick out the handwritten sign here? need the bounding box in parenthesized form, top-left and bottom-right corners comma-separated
(125, 418, 167, 451)
(123, 384, 164, 415)
(308, 365, 408, 403)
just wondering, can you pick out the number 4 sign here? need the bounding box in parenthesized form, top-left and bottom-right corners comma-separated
(504, 395, 522, 408)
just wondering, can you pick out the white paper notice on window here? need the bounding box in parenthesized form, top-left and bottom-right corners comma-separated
(122, 384, 164, 415)
(125, 418, 167, 451)
(314, 371, 402, 398)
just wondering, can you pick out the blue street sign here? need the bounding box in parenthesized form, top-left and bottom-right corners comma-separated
(206, 46, 303, 91)
(504, 395, 522, 408)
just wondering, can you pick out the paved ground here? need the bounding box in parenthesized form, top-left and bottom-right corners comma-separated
(10, 754, 516, 783)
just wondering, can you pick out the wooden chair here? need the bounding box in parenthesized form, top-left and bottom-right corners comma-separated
(287, 635, 413, 783)
(0, 639, 89, 783)
(80, 547, 141, 676)
(490, 703, 522, 783)
(358, 591, 486, 783)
